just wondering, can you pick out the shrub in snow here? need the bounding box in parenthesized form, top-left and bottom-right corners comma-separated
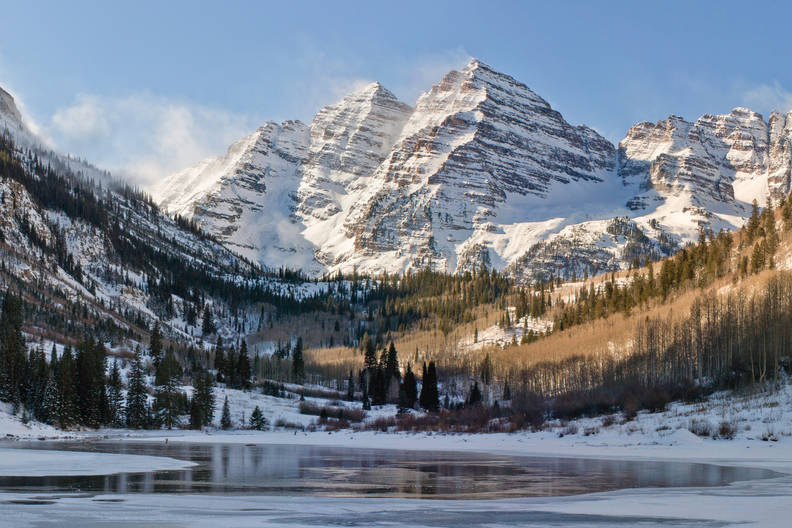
(559, 423, 578, 437)
(583, 426, 599, 436)
(716, 420, 736, 440)
(688, 419, 712, 438)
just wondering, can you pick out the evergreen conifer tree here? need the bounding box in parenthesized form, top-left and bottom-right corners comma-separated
(420, 361, 439, 411)
(249, 405, 267, 430)
(467, 381, 482, 406)
(107, 359, 125, 427)
(149, 321, 163, 371)
(225, 346, 237, 387)
(362, 333, 377, 371)
(220, 395, 232, 429)
(75, 338, 108, 427)
(202, 305, 215, 335)
(0, 292, 25, 405)
(237, 340, 251, 390)
(291, 337, 304, 384)
(372, 367, 386, 405)
(55, 345, 79, 429)
(154, 347, 183, 429)
(189, 369, 215, 429)
(385, 341, 400, 381)
(39, 371, 57, 425)
(189, 395, 203, 429)
(747, 199, 761, 242)
(126, 347, 149, 428)
(402, 363, 417, 409)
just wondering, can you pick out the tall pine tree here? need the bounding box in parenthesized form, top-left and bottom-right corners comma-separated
(0, 292, 25, 405)
(107, 359, 125, 427)
(220, 395, 232, 429)
(126, 347, 149, 428)
(237, 340, 251, 390)
(154, 347, 183, 429)
(292, 337, 304, 384)
(55, 346, 79, 429)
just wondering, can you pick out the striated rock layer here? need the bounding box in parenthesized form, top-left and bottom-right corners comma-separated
(152, 59, 792, 282)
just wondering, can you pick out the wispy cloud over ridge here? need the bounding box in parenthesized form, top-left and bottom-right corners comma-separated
(45, 93, 257, 187)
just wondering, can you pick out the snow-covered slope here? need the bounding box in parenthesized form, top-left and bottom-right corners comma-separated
(0, 84, 348, 350)
(299, 82, 413, 267)
(153, 60, 622, 277)
(151, 120, 314, 271)
(342, 59, 617, 274)
(152, 59, 792, 281)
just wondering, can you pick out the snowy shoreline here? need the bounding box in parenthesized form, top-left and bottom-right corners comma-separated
(0, 446, 195, 476)
(3, 383, 792, 526)
(116, 427, 792, 475)
(2, 426, 792, 527)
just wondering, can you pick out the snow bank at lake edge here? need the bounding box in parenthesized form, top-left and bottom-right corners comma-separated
(0, 447, 195, 476)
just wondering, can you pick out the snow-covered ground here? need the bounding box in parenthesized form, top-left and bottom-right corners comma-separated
(0, 447, 194, 476)
(458, 311, 553, 352)
(2, 477, 791, 527)
(2, 383, 792, 526)
(0, 402, 67, 440)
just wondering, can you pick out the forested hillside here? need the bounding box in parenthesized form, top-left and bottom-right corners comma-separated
(2, 121, 792, 433)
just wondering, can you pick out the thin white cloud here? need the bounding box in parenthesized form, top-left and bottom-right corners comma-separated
(44, 93, 257, 187)
(286, 38, 469, 113)
(17, 48, 472, 190)
(394, 48, 472, 104)
(288, 37, 374, 114)
(742, 81, 792, 114)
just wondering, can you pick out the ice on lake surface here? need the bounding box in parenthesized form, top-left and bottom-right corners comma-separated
(0, 441, 780, 499)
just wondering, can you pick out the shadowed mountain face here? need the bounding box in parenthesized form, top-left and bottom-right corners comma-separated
(151, 59, 792, 281)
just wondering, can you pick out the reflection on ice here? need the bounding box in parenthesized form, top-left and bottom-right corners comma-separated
(0, 441, 779, 499)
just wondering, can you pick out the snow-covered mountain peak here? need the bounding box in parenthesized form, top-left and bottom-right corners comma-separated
(346, 80, 395, 100)
(153, 61, 792, 281)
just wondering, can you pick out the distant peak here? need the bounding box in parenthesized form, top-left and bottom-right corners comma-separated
(339, 81, 406, 107)
(352, 81, 387, 97)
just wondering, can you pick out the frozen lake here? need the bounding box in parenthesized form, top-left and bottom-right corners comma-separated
(0, 441, 779, 499)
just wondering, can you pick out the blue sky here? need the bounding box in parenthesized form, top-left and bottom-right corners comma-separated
(2, 0, 792, 184)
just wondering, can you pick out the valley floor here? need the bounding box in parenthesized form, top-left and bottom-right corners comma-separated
(2, 384, 792, 526)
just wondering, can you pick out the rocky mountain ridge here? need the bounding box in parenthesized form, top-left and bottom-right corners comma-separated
(0, 83, 337, 348)
(152, 59, 792, 281)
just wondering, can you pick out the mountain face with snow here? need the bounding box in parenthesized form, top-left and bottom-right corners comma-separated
(152, 59, 792, 282)
(153, 120, 314, 271)
(618, 108, 792, 212)
(342, 61, 617, 274)
(0, 83, 327, 348)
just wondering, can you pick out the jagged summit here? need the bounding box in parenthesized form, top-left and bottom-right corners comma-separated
(152, 61, 792, 281)
(348, 81, 399, 100)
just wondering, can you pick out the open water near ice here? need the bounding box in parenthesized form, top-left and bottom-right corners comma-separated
(0, 441, 780, 499)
